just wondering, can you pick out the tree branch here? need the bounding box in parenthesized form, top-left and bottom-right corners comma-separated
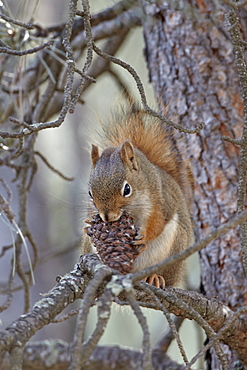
(225, 6, 247, 275)
(0, 41, 53, 56)
(0, 262, 86, 365)
(132, 209, 247, 283)
(1, 253, 246, 367)
(2, 341, 185, 370)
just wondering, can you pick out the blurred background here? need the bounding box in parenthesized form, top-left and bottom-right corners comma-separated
(0, 0, 203, 366)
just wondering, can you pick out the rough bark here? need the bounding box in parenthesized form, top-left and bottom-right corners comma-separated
(1, 255, 247, 368)
(2, 1, 247, 368)
(1, 341, 184, 370)
(141, 0, 247, 368)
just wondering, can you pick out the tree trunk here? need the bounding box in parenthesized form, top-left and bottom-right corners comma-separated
(141, 0, 247, 368)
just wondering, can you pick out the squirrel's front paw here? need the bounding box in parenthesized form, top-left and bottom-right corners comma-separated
(144, 274, 166, 289)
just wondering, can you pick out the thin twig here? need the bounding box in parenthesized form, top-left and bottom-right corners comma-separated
(0, 41, 53, 56)
(32, 78, 57, 123)
(222, 135, 243, 146)
(108, 67, 134, 104)
(34, 151, 74, 181)
(0, 179, 15, 222)
(39, 239, 80, 263)
(69, 266, 113, 370)
(185, 306, 247, 369)
(153, 287, 229, 369)
(132, 209, 247, 283)
(80, 288, 113, 365)
(69, 0, 94, 113)
(9, 117, 34, 129)
(0, 263, 87, 360)
(9, 137, 24, 159)
(139, 283, 188, 364)
(92, 43, 204, 134)
(51, 308, 80, 323)
(74, 67, 96, 82)
(15, 164, 33, 312)
(225, 7, 247, 274)
(154, 316, 184, 352)
(0, 4, 140, 139)
(0, 245, 12, 259)
(0, 268, 14, 313)
(0, 13, 35, 30)
(125, 290, 152, 370)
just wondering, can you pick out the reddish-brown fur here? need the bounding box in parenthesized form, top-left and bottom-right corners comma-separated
(145, 205, 167, 241)
(85, 105, 194, 287)
(98, 106, 185, 192)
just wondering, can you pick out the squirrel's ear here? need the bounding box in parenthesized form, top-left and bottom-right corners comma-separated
(91, 144, 100, 166)
(120, 140, 139, 171)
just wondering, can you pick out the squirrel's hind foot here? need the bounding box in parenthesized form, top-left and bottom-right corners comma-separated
(144, 274, 166, 289)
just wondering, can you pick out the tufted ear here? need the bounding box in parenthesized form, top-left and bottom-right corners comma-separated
(120, 140, 139, 171)
(91, 144, 100, 166)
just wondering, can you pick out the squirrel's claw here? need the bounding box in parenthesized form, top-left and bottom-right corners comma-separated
(133, 236, 145, 246)
(144, 274, 166, 289)
(84, 219, 93, 225)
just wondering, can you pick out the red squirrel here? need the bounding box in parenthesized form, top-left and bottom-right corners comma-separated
(83, 105, 193, 287)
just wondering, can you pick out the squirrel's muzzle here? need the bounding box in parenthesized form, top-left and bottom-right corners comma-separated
(100, 210, 122, 222)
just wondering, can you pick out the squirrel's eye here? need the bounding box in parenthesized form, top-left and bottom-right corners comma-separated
(88, 190, 93, 200)
(121, 181, 132, 197)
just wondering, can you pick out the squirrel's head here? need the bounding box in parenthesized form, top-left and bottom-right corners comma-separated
(89, 140, 140, 222)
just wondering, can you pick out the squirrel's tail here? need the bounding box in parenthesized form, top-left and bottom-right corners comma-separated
(97, 104, 191, 196)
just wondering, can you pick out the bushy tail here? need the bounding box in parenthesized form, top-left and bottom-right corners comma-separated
(98, 104, 190, 194)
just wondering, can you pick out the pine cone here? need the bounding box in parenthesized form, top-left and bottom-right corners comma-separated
(84, 214, 146, 274)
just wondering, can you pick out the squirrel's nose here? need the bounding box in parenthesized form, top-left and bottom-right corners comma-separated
(100, 211, 121, 222)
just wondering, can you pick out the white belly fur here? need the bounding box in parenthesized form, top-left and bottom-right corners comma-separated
(132, 212, 179, 273)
